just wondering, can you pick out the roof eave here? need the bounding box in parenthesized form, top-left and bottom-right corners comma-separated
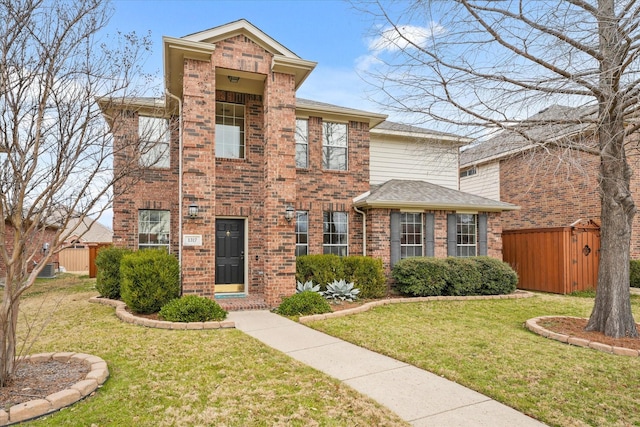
(371, 128, 470, 145)
(272, 55, 317, 90)
(296, 104, 387, 128)
(353, 199, 520, 212)
(163, 36, 216, 100)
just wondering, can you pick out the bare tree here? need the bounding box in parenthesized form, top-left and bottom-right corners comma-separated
(356, 0, 640, 338)
(0, 0, 156, 385)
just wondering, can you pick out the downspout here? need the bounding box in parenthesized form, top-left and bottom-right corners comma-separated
(353, 205, 366, 256)
(166, 90, 183, 272)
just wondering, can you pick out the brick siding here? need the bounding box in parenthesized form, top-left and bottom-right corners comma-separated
(499, 145, 640, 258)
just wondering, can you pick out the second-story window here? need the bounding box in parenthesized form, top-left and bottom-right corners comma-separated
(138, 116, 170, 168)
(295, 119, 308, 168)
(322, 122, 347, 171)
(215, 102, 245, 159)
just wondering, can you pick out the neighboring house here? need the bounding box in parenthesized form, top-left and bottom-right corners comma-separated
(460, 104, 640, 278)
(63, 217, 113, 246)
(101, 19, 517, 308)
(1, 220, 59, 280)
(59, 217, 113, 275)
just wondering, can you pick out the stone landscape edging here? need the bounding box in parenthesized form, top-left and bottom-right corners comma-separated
(299, 290, 535, 323)
(0, 352, 109, 426)
(525, 316, 640, 357)
(88, 297, 236, 329)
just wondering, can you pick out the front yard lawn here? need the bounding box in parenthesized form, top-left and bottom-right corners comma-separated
(16, 276, 407, 426)
(308, 292, 640, 427)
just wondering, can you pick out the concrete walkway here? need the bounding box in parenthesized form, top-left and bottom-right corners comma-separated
(228, 310, 546, 427)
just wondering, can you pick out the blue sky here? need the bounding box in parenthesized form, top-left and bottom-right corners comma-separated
(104, 0, 389, 117)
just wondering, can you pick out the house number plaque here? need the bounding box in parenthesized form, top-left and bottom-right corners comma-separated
(183, 234, 203, 246)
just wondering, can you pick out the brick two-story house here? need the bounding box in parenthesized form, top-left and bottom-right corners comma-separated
(460, 104, 640, 258)
(101, 20, 517, 309)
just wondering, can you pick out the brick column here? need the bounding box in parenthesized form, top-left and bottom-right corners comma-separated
(263, 72, 297, 306)
(181, 58, 216, 297)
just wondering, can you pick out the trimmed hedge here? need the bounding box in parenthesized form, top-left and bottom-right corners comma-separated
(94, 246, 132, 300)
(472, 256, 518, 295)
(443, 257, 482, 296)
(631, 260, 640, 288)
(341, 256, 386, 298)
(276, 291, 332, 316)
(296, 254, 344, 291)
(120, 249, 181, 314)
(392, 257, 449, 297)
(296, 254, 386, 298)
(159, 295, 227, 322)
(392, 256, 518, 297)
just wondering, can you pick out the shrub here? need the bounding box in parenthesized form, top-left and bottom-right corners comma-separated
(631, 260, 640, 288)
(443, 257, 482, 296)
(392, 258, 449, 296)
(342, 256, 386, 299)
(276, 291, 332, 316)
(472, 256, 518, 295)
(159, 295, 227, 322)
(323, 279, 360, 302)
(296, 254, 344, 291)
(94, 246, 132, 299)
(120, 249, 181, 314)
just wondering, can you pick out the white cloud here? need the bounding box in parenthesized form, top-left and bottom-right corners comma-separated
(368, 23, 446, 54)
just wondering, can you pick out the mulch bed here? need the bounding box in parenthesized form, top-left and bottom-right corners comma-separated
(0, 359, 89, 410)
(539, 317, 640, 350)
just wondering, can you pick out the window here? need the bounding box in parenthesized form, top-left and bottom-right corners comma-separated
(322, 122, 347, 170)
(456, 214, 477, 257)
(323, 211, 348, 256)
(401, 213, 423, 259)
(139, 116, 170, 168)
(295, 211, 308, 256)
(138, 210, 170, 250)
(295, 119, 308, 168)
(460, 166, 477, 178)
(215, 102, 245, 159)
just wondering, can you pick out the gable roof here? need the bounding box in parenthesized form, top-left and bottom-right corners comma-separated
(353, 179, 519, 212)
(164, 19, 317, 99)
(460, 104, 597, 167)
(182, 19, 300, 58)
(64, 217, 113, 243)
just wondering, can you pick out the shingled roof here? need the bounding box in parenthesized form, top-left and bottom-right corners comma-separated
(353, 179, 519, 212)
(460, 104, 597, 167)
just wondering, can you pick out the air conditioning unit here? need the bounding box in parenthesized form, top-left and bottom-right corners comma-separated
(37, 263, 55, 279)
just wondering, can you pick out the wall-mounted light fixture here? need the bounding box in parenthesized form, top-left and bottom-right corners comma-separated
(284, 205, 295, 222)
(188, 203, 199, 218)
(228, 75, 240, 83)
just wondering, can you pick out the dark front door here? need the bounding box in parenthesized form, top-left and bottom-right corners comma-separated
(215, 219, 245, 293)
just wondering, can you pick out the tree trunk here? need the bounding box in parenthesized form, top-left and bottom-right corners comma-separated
(586, 110, 638, 338)
(586, 0, 638, 339)
(586, 148, 637, 337)
(0, 280, 20, 387)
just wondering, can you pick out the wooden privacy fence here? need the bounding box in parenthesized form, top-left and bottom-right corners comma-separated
(502, 220, 600, 294)
(59, 247, 89, 274)
(59, 243, 111, 278)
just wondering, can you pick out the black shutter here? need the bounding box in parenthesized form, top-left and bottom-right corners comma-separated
(478, 213, 488, 256)
(447, 214, 457, 257)
(425, 213, 435, 257)
(390, 211, 401, 267)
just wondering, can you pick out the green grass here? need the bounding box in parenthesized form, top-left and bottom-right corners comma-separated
(12, 275, 407, 426)
(308, 293, 640, 427)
